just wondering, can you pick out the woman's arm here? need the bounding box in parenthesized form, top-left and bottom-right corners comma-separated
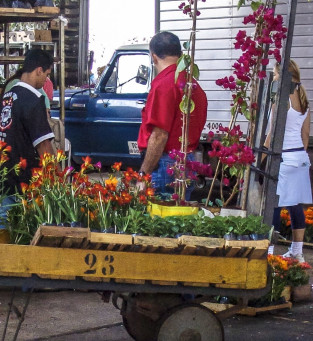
(301, 109, 310, 150)
(263, 104, 275, 151)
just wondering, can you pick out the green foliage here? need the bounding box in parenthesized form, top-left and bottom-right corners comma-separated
(121, 210, 271, 239)
(179, 95, 195, 114)
(175, 54, 190, 82)
(192, 64, 200, 80)
(183, 41, 191, 50)
(237, 0, 263, 10)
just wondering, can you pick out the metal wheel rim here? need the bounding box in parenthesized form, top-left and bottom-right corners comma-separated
(157, 303, 224, 341)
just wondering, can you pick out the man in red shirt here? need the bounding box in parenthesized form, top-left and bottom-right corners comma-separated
(137, 31, 207, 199)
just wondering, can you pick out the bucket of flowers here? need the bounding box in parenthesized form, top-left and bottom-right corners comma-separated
(267, 255, 311, 303)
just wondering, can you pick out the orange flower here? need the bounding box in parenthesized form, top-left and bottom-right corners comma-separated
(20, 182, 29, 194)
(112, 162, 122, 171)
(146, 187, 155, 197)
(0, 153, 9, 166)
(105, 177, 118, 190)
(82, 155, 92, 166)
(89, 210, 96, 221)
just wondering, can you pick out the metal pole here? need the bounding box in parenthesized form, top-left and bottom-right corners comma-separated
(78, 0, 89, 86)
(59, 18, 65, 124)
(262, 0, 298, 226)
(155, 0, 160, 33)
(58, 17, 66, 156)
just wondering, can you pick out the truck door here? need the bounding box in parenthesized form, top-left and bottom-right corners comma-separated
(87, 51, 151, 167)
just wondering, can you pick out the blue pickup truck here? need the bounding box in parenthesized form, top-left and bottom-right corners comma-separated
(51, 44, 152, 167)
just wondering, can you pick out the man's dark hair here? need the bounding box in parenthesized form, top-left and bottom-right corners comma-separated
(149, 31, 182, 59)
(23, 49, 54, 73)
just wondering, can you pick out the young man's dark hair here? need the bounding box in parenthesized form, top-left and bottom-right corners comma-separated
(149, 31, 182, 59)
(23, 48, 54, 73)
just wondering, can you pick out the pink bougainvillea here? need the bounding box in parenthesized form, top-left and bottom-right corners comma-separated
(216, 5, 287, 120)
(208, 125, 255, 207)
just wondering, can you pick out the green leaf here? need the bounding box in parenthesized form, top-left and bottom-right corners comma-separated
(251, 1, 262, 11)
(183, 41, 190, 50)
(243, 109, 251, 120)
(175, 54, 190, 82)
(237, 0, 246, 10)
(229, 166, 238, 177)
(192, 64, 200, 80)
(179, 96, 195, 114)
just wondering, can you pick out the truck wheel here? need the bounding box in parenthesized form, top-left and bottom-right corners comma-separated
(157, 303, 224, 341)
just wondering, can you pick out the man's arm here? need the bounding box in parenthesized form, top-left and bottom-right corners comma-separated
(36, 139, 55, 157)
(140, 127, 168, 174)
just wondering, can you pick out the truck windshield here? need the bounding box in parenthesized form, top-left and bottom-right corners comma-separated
(104, 54, 150, 94)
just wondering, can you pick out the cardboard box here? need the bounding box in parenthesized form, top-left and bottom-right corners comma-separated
(50, 19, 59, 30)
(34, 30, 52, 42)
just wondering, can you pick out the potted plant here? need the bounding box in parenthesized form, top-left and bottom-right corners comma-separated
(267, 255, 312, 303)
(286, 258, 312, 303)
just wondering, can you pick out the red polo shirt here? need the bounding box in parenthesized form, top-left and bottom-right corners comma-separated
(138, 64, 207, 153)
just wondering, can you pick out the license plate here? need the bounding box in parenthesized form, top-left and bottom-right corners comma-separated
(128, 141, 140, 155)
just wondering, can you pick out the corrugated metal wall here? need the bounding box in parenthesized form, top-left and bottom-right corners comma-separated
(158, 0, 313, 136)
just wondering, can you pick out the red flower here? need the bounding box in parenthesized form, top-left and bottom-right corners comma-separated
(18, 157, 27, 170)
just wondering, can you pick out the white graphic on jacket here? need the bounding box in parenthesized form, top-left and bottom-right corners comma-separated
(0, 92, 16, 131)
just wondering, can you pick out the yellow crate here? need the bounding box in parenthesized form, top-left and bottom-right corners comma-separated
(148, 202, 199, 217)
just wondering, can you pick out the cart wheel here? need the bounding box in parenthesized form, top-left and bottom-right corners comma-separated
(157, 303, 224, 341)
(121, 296, 158, 341)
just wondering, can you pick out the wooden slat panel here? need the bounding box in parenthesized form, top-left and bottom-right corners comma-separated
(38, 274, 75, 280)
(31, 225, 90, 248)
(225, 240, 270, 248)
(183, 282, 210, 287)
(89, 232, 133, 245)
(151, 280, 178, 286)
(0, 271, 31, 278)
(0, 244, 251, 286)
(249, 248, 268, 259)
(225, 247, 242, 257)
(134, 236, 179, 248)
(34, 6, 60, 14)
(0, 8, 34, 14)
(179, 236, 224, 248)
(82, 276, 111, 282)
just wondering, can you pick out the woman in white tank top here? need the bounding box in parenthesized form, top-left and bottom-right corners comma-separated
(265, 60, 312, 262)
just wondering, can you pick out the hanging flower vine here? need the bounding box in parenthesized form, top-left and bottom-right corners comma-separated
(167, 0, 209, 204)
(206, 0, 288, 207)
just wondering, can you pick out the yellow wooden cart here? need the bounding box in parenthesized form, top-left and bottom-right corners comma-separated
(0, 226, 271, 341)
